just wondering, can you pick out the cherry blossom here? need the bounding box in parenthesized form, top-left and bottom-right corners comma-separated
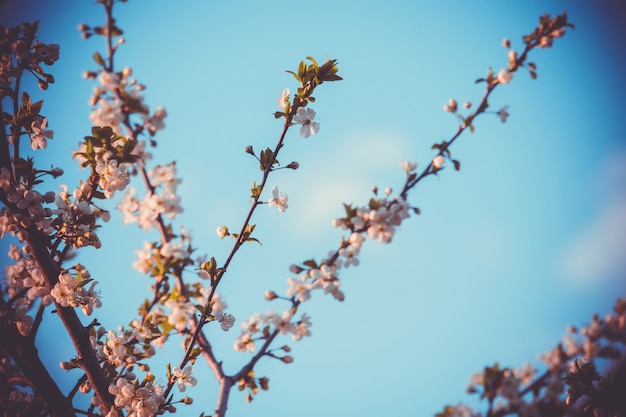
(277, 87, 289, 110)
(400, 160, 417, 173)
(497, 68, 513, 84)
(432, 155, 445, 169)
(497, 106, 510, 123)
(292, 107, 319, 138)
(29, 117, 54, 150)
(267, 186, 288, 212)
(443, 98, 458, 113)
(172, 366, 197, 392)
(217, 313, 236, 331)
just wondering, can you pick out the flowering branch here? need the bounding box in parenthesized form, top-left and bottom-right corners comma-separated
(0, 4, 579, 417)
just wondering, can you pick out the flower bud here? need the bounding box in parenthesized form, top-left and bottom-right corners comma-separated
(282, 355, 294, 363)
(432, 155, 445, 169)
(216, 226, 229, 239)
(443, 98, 457, 113)
(497, 68, 513, 85)
(79, 381, 91, 394)
(286, 161, 300, 170)
(264, 291, 279, 301)
(182, 396, 193, 405)
(43, 191, 56, 203)
(259, 377, 269, 390)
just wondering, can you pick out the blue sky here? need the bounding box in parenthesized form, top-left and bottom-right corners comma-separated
(2, 1, 626, 416)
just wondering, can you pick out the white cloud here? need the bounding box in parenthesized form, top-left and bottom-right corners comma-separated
(559, 198, 626, 284)
(559, 149, 626, 285)
(283, 130, 410, 237)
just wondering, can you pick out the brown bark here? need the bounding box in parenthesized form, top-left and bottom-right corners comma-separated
(0, 321, 74, 417)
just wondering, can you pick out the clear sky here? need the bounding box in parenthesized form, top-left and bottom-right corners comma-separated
(2, 1, 626, 416)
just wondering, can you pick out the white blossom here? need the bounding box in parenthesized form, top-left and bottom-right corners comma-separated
(172, 366, 197, 392)
(292, 107, 319, 138)
(267, 186, 288, 212)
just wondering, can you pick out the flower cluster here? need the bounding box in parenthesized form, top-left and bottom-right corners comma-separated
(106, 377, 165, 417)
(50, 268, 102, 315)
(2, 244, 55, 335)
(118, 163, 183, 231)
(0, 170, 56, 239)
(29, 116, 54, 150)
(332, 194, 411, 244)
(88, 69, 167, 138)
(0, 20, 59, 98)
(444, 297, 626, 417)
(52, 183, 104, 248)
(234, 310, 312, 353)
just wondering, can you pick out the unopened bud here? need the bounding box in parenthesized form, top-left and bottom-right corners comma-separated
(288, 264, 303, 274)
(432, 155, 445, 169)
(502, 38, 510, 49)
(259, 377, 269, 390)
(43, 191, 56, 203)
(443, 98, 457, 113)
(60, 361, 73, 371)
(216, 226, 229, 239)
(286, 161, 299, 170)
(182, 396, 193, 405)
(264, 291, 278, 301)
(79, 381, 91, 394)
(245, 145, 255, 155)
(282, 345, 291, 352)
(100, 210, 110, 222)
(282, 355, 294, 364)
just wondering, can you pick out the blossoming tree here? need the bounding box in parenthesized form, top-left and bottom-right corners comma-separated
(1, 1, 623, 417)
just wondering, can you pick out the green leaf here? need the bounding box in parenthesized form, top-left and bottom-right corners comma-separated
(298, 60, 307, 78)
(286, 70, 301, 82)
(189, 347, 202, 363)
(302, 259, 318, 269)
(31, 100, 43, 116)
(93, 51, 105, 66)
(194, 304, 207, 315)
(250, 181, 262, 199)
